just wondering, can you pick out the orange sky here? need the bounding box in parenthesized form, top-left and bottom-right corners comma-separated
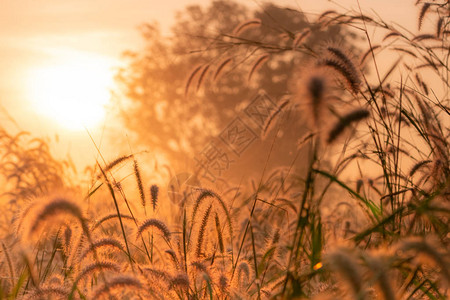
(0, 0, 418, 171)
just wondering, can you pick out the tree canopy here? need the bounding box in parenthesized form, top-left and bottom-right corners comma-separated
(114, 0, 360, 184)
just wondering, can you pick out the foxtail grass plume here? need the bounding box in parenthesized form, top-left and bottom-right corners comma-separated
(92, 274, 142, 299)
(138, 266, 171, 295)
(383, 31, 402, 41)
(74, 260, 121, 286)
(62, 226, 72, 255)
(261, 99, 289, 139)
(248, 54, 270, 82)
(213, 58, 232, 81)
(397, 237, 450, 285)
(196, 204, 213, 258)
(140, 266, 171, 282)
(170, 273, 190, 290)
(418, 3, 431, 30)
(1, 242, 14, 288)
(360, 45, 381, 65)
(192, 188, 233, 241)
(137, 218, 171, 242)
(79, 237, 125, 261)
(214, 212, 225, 254)
(327, 109, 370, 143)
(293, 29, 311, 48)
(295, 68, 332, 129)
(150, 184, 159, 211)
(233, 18, 261, 36)
(22, 195, 90, 241)
(165, 249, 180, 270)
(310, 45, 362, 94)
(133, 159, 146, 207)
(317, 10, 337, 22)
(92, 213, 134, 231)
(409, 160, 432, 177)
(364, 252, 396, 300)
(218, 273, 229, 293)
(185, 65, 203, 96)
(24, 286, 69, 300)
(191, 260, 211, 280)
(97, 154, 133, 179)
(196, 64, 210, 92)
(436, 17, 444, 37)
(307, 74, 327, 125)
(236, 261, 251, 288)
(46, 274, 64, 286)
(324, 247, 366, 299)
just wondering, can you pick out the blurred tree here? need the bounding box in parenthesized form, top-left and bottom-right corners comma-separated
(0, 127, 74, 237)
(114, 0, 360, 184)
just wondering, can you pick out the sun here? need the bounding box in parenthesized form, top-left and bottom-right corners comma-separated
(27, 53, 114, 131)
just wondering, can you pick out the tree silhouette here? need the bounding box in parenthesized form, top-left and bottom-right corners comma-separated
(114, 0, 360, 183)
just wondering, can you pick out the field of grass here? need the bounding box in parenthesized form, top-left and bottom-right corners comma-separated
(0, 1, 449, 299)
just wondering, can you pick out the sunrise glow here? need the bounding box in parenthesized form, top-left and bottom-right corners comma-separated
(1, 1, 447, 298)
(27, 53, 114, 131)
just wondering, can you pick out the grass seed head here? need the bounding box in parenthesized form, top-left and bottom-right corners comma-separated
(79, 237, 125, 261)
(325, 247, 366, 299)
(233, 18, 262, 36)
(150, 184, 159, 211)
(92, 274, 142, 299)
(74, 260, 121, 285)
(22, 195, 89, 242)
(327, 109, 370, 144)
(294, 67, 334, 129)
(170, 273, 190, 290)
(137, 218, 171, 241)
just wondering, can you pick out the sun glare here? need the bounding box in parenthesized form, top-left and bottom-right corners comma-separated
(27, 53, 114, 131)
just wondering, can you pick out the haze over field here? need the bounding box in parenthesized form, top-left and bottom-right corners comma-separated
(0, 1, 448, 299)
(0, 0, 416, 171)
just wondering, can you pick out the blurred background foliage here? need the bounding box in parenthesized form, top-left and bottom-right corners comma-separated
(113, 0, 361, 183)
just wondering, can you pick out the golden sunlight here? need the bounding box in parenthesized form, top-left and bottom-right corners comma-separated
(27, 53, 114, 131)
